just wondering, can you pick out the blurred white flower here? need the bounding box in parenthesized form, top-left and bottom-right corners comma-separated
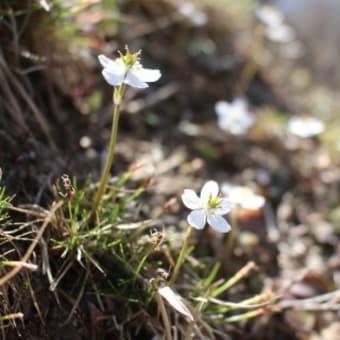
(178, 2, 208, 27)
(38, 0, 51, 11)
(265, 24, 295, 44)
(221, 184, 265, 210)
(255, 4, 284, 27)
(255, 4, 295, 44)
(98, 51, 161, 89)
(287, 116, 325, 138)
(215, 98, 255, 135)
(181, 180, 233, 233)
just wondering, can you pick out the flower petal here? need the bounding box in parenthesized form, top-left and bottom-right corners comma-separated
(181, 189, 201, 209)
(217, 116, 231, 131)
(207, 214, 231, 233)
(102, 69, 125, 86)
(125, 71, 149, 88)
(200, 180, 219, 201)
(214, 198, 234, 215)
(215, 101, 231, 117)
(241, 195, 265, 210)
(133, 68, 161, 82)
(98, 55, 126, 74)
(265, 24, 295, 43)
(255, 5, 283, 27)
(158, 286, 194, 321)
(233, 97, 248, 111)
(221, 183, 234, 196)
(187, 210, 206, 229)
(287, 116, 324, 138)
(229, 119, 254, 135)
(98, 54, 114, 68)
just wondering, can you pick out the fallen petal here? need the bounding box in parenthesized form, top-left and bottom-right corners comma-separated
(158, 286, 194, 321)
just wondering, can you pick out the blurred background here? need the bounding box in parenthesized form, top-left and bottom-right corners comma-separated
(275, 0, 340, 82)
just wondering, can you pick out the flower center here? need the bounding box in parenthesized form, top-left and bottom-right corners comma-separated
(230, 110, 245, 124)
(207, 197, 221, 209)
(119, 46, 141, 69)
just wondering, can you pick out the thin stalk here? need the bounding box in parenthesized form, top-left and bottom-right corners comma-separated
(225, 307, 267, 323)
(155, 292, 172, 340)
(169, 226, 193, 287)
(184, 287, 210, 340)
(210, 261, 256, 298)
(223, 207, 238, 266)
(68, 200, 77, 249)
(0, 201, 63, 287)
(90, 85, 126, 224)
(135, 245, 154, 275)
(0, 313, 24, 321)
(235, 25, 265, 97)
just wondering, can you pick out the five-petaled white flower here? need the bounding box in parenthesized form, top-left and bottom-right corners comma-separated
(221, 184, 265, 210)
(215, 98, 255, 135)
(287, 116, 325, 138)
(98, 49, 161, 89)
(181, 180, 233, 233)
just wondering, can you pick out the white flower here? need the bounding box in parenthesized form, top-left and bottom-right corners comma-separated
(255, 5, 295, 44)
(215, 98, 255, 135)
(178, 2, 208, 27)
(98, 51, 161, 89)
(265, 24, 295, 44)
(287, 116, 325, 138)
(255, 5, 284, 27)
(181, 180, 233, 233)
(221, 184, 265, 210)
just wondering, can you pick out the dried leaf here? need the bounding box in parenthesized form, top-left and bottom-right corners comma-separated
(158, 286, 194, 321)
(115, 220, 153, 230)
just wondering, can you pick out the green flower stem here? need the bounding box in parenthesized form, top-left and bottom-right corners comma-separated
(169, 226, 193, 287)
(210, 261, 255, 298)
(223, 207, 238, 266)
(225, 307, 267, 323)
(90, 84, 126, 224)
(154, 291, 172, 340)
(67, 200, 77, 249)
(235, 25, 265, 96)
(135, 245, 154, 275)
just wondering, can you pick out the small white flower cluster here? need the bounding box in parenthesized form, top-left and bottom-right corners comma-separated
(215, 97, 255, 136)
(181, 181, 265, 233)
(214, 96, 326, 139)
(255, 4, 295, 44)
(96, 49, 269, 236)
(287, 116, 325, 138)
